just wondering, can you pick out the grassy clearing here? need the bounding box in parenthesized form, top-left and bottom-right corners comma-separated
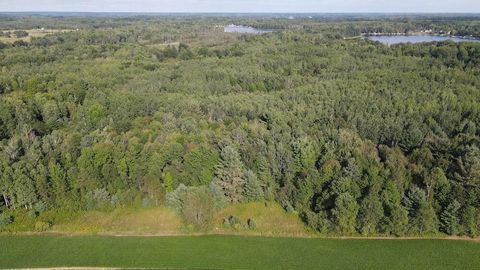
(0, 235, 479, 270)
(49, 202, 308, 236)
(213, 202, 310, 236)
(52, 207, 183, 235)
(0, 29, 72, 43)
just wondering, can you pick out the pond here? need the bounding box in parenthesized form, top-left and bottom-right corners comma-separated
(224, 24, 274, 34)
(367, 35, 480, 45)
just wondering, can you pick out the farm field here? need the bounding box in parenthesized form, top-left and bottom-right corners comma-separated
(0, 235, 479, 270)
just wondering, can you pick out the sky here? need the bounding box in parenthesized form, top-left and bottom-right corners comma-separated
(0, 0, 479, 13)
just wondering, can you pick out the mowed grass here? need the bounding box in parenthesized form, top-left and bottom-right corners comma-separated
(0, 235, 479, 270)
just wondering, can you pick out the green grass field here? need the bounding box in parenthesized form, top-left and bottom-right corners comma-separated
(0, 236, 479, 270)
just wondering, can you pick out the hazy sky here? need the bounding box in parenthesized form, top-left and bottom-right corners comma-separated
(0, 0, 479, 13)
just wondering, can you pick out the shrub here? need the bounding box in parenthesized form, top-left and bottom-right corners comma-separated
(34, 221, 51, 232)
(222, 217, 231, 228)
(142, 197, 154, 209)
(110, 195, 120, 208)
(181, 186, 216, 229)
(282, 201, 295, 213)
(28, 210, 38, 219)
(209, 181, 227, 209)
(247, 218, 257, 230)
(14, 30, 29, 38)
(0, 214, 13, 229)
(166, 184, 188, 214)
(228, 215, 242, 227)
(222, 216, 245, 230)
(34, 201, 47, 215)
(85, 188, 111, 210)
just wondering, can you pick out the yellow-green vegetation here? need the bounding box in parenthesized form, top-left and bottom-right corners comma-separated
(43, 202, 308, 236)
(0, 29, 72, 43)
(53, 207, 183, 235)
(213, 202, 310, 236)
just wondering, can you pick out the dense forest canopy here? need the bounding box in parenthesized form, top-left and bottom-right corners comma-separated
(0, 14, 479, 236)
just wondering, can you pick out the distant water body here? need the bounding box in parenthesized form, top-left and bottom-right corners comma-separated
(367, 35, 480, 45)
(224, 24, 274, 34)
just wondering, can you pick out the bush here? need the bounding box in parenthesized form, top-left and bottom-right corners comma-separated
(34, 201, 47, 214)
(0, 214, 13, 229)
(222, 216, 245, 230)
(166, 184, 188, 214)
(85, 188, 111, 210)
(34, 221, 51, 232)
(28, 210, 38, 219)
(142, 197, 154, 209)
(282, 201, 295, 213)
(247, 218, 257, 230)
(181, 187, 216, 229)
(222, 218, 231, 228)
(228, 215, 242, 228)
(110, 195, 120, 208)
(14, 30, 28, 38)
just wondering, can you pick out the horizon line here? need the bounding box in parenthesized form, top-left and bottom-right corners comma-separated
(1, 11, 480, 14)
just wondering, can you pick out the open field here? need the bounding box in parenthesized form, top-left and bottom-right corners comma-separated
(51, 207, 184, 235)
(0, 29, 72, 42)
(4, 203, 308, 237)
(0, 235, 479, 270)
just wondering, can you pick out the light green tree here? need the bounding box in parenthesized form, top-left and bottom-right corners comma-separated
(332, 193, 359, 235)
(243, 170, 264, 202)
(212, 145, 245, 203)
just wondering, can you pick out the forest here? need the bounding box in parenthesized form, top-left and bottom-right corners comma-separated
(0, 14, 479, 237)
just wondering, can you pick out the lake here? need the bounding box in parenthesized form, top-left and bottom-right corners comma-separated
(224, 24, 274, 34)
(367, 35, 480, 45)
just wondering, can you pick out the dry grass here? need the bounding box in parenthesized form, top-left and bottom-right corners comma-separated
(49, 202, 309, 237)
(212, 202, 310, 237)
(53, 207, 183, 235)
(0, 29, 73, 43)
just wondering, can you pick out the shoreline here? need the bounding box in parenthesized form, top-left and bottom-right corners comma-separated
(361, 32, 480, 40)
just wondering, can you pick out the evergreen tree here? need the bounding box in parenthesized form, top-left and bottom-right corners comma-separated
(213, 145, 245, 203)
(440, 200, 461, 235)
(243, 170, 264, 202)
(461, 206, 479, 237)
(415, 202, 438, 234)
(257, 157, 275, 201)
(381, 182, 409, 236)
(292, 136, 318, 173)
(424, 167, 449, 202)
(404, 186, 438, 234)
